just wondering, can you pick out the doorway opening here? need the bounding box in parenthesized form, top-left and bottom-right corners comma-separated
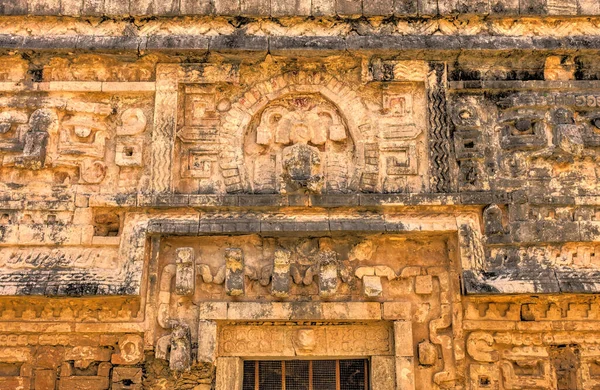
(242, 359, 369, 390)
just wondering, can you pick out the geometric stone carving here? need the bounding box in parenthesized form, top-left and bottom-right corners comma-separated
(245, 94, 354, 194)
(219, 324, 393, 356)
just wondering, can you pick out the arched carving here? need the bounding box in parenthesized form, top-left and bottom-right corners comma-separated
(218, 71, 374, 194)
(244, 94, 356, 194)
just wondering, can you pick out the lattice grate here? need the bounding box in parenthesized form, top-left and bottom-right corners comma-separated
(243, 359, 369, 390)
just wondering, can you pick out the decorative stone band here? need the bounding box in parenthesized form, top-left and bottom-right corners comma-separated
(3, 0, 596, 17)
(3, 34, 600, 52)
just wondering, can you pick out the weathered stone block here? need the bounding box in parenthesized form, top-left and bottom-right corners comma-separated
(34, 369, 55, 390)
(417, 341, 437, 366)
(0, 0, 28, 14)
(579, 0, 600, 14)
(520, 0, 547, 14)
(362, 275, 383, 297)
(490, 0, 518, 13)
(414, 275, 433, 295)
(180, 0, 213, 14)
(28, 0, 60, 14)
(214, 0, 240, 14)
(394, 322, 413, 357)
(418, 0, 437, 13)
(312, 0, 335, 14)
(363, 0, 393, 14)
(273, 0, 311, 15)
(371, 356, 395, 390)
(216, 357, 243, 390)
(336, 0, 362, 15)
(383, 302, 412, 320)
(103, 0, 129, 14)
(175, 247, 195, 296)
(81, 0, 104, 15)
(394, 0, 417, 14)
(241, 0, 270, 15)
(396, 357, 415, 390)
(271, 248, 291, 298)
(225, 248, 245, 296)
(197, 320, 217, 363)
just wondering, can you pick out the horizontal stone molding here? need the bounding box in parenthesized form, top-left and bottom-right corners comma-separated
(199, 302, 384, 321)
(2, 0, 597, 17)
(5, 34, 600, 52)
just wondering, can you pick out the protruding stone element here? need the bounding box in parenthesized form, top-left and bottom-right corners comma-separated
(117, 108, 147, 136)
(418, 341, 438, 366)
(544, 56, 575, 81)
(363, 275, 383, 297)
(375, 265, 397, 280)
(271, 248, 291, 298)
(282, 143, 323, 194)
(80, 160, 108, 184)
(483, 204, 505, 236)
(293, 328, 316, 355)
(175, 247, 195, 296)
(318, 250, 338, 298)
(551, 107, 584, 157)
(197, 320, 217, 363)
(14, 109, 56, 170)
(111, 334, 144, 365)
(169, 323, 192, 372)
(414, 275, 433, 295)
(225, 248, 245, 296)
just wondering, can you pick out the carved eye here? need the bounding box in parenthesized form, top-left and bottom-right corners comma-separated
(514, 118, 533, 132)
(592, 117, 600, 129)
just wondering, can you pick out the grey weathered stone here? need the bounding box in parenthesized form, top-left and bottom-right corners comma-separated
(489, 0, 518, 13)
(240, 0, 270, 15)
(0, 0, 27, 14)
(210, 35, 268, 53)
(312, 0, 335, 14)
(214, 0, 240, 14)
(363, 0, 393, 15)
(393, 0, 417, 14)
(225, 248, 245, 296)
(271, 248, 291, 298)
(336, 0, 362, 15)
(520, 0, 547, 14)
(273, 0, 311, 15)
(145, 35, 210, 51)
(81, 0, 104, 15)
(28, 0, 60, 14)
(180, 0, 213, 14)
(104, 0, 129, 14)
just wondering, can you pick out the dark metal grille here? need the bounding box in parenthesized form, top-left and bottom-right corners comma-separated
(243, 359, 369, 390)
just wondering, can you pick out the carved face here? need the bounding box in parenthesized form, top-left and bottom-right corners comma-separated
(294, 329, 316, 353)
(29, 109, 56, 133)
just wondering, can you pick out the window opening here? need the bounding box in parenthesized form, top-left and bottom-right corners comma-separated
(243, 359, 369, 390)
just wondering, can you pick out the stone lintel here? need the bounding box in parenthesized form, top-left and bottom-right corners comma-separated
(198, 302, 383, 320)
(227, 302, 382, 321)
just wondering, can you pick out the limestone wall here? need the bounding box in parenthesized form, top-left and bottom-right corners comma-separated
(1, 7, 600, 390)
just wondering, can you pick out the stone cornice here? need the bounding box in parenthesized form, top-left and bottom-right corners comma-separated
(0, 0, 598, 17)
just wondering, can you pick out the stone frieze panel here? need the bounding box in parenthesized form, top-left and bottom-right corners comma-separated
(218, 324, 393, 357)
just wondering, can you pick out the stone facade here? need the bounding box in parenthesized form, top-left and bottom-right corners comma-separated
(2, 1, 600, 389)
